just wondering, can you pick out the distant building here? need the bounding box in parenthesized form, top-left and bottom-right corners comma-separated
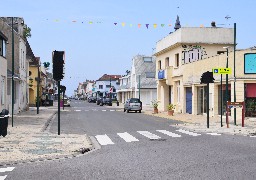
(117, 55, 157, 105)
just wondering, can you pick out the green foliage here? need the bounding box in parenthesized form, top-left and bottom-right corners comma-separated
(167, 104, 175, 110)
(151, 99, 159, 108)
(43, 62, 50, 68)
(23, 26, 31, 38)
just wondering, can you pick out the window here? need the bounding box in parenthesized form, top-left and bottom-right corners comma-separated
(0, 37, 7, 57)
(158, 60, 162, 69)
(106, 85, 111, 88)
(175, 53, 179, 67)
(99, 85, 103, 89)
(146, 72, 155, 78)
(143, 57, 152, 62)
(1, 76, 5, 105)
(165, 57, 169, 67)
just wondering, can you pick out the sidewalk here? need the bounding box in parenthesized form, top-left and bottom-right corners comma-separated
(111, 102, 256, 136)
(144, 110, 256, 137)
(0, 106, 93, 166)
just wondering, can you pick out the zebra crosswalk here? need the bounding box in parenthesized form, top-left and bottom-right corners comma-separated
(0, 167, 15, 180)
(95, 129, 221, 146)
(73, 109, 119, 112)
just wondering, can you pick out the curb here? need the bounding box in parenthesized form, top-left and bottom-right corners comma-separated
(40, 111, 57, 132)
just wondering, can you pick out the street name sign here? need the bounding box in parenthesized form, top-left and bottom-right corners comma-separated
(212, 68, 231, 74)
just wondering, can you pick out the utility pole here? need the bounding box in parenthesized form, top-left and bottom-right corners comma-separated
(11, 17, 14, 127)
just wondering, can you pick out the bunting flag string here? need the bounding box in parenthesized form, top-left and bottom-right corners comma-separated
(46, 19, 173, 28)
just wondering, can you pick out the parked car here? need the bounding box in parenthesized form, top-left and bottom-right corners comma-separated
(88, 96, 96, 103)
(96, 97, 103, 105)
(102, 97, 112, 106)
(124, 98, 142, 113)
(64, 98, 71, 107)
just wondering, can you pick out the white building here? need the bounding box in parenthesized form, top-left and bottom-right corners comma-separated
(117, 55, 157, 105)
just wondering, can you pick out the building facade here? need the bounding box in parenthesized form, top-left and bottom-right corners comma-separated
(117, 55, 157, 105)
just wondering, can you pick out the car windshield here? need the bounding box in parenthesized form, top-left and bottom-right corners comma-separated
(130, 99, 140, 103)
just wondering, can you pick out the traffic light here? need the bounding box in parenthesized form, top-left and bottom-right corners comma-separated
(59, 85, 66, 93)
(200, 71, 215, 84)
(53, 51, 64, 81)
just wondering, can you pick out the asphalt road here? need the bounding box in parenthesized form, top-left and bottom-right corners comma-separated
(5, 100, 256, 180)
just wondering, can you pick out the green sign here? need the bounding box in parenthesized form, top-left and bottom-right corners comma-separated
(212, 68, 231, 74)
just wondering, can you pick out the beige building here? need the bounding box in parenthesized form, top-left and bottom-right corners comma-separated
(155, 26, 256, 118)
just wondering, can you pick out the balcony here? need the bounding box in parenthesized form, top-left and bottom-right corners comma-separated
(158, 70, 165, 79)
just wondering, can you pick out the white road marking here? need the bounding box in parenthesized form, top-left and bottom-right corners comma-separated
(137, 131, 161, 139)
(0, 167, 15, 173)
(0, 175, 7, 180)
(110, 110, 115, 112)
(117, 132, 139, 142)
(84, 110, 89, 111)
(74, 110, 81, 112)
(102, 110, 107, 111)
(156, 130, 181, 137)
(176, 129, 201, 136)
(206, 133, 221, 136)
(95, 135, 114, 145)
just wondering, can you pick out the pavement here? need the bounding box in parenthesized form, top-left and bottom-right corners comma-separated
(111, 102, 256, 137)
(1, 101, 256, 166)
(0, 103, 93, 166)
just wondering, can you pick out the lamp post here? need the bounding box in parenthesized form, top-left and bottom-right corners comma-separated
(11, 17, 14, 127)
(36, 61, 40, 114)
(109, 75, 112, 99)
(138, 75, 141, 100)
(223, 46, 230, 122)
(233, 23, 237, 125)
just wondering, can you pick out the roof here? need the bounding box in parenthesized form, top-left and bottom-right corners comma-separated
(27, 40, 37, 64)
(97, 74, 122, 81)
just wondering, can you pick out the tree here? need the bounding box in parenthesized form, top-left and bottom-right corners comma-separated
(23, 26, 32, 38)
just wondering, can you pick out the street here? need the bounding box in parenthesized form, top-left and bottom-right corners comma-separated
(3, 100, 256, 180)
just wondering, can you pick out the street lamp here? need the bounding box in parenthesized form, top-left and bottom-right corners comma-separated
(109, 75, 112, 99)
(223, 46, 230, 121)
(138, 74, 141, 100)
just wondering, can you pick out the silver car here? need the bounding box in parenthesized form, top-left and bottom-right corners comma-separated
(124, 98, 142, 113)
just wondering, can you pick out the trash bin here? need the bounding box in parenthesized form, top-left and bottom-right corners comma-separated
(0, 109, 9, 137)
(116, 101, 119, 106)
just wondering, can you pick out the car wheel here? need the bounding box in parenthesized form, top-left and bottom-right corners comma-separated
(124, 108, 126, 112)
(109, 103, 112, 106)
(126, 109, 129, 113)
(139, 110, 141, 113)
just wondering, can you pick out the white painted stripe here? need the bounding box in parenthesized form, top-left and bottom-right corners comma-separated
(110, 110, 115, 112)
(206, 133, 221, 136)
(250, 136, 256, 138)
(156, 130, 181, 137)
(84, 110, 89, 111)
(176, 129, 201, 136)
(102, 110, 107, 111)
(137, 131, 161, 139)
(117, 132, 139, 142)
(74, 110, 81, 112)
(0, 175, 7, 180)
(0, 167, 15, 173)
(95, 135, 114, 145)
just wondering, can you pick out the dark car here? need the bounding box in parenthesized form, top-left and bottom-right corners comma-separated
(124, 98, 142, 113)
(88, 96, 96, 103)
(96, 97, 103, 105)
(102, 97, 112, 106)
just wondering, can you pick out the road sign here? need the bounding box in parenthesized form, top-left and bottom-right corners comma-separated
(212, 68, 231, 74)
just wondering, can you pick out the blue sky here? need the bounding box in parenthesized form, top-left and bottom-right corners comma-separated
(1, 0, 256, 96)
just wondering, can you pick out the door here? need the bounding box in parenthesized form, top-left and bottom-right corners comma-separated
(186, 87, 192, 114)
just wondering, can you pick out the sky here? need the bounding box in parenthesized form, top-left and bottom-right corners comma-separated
(1, 0, 256, 96)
